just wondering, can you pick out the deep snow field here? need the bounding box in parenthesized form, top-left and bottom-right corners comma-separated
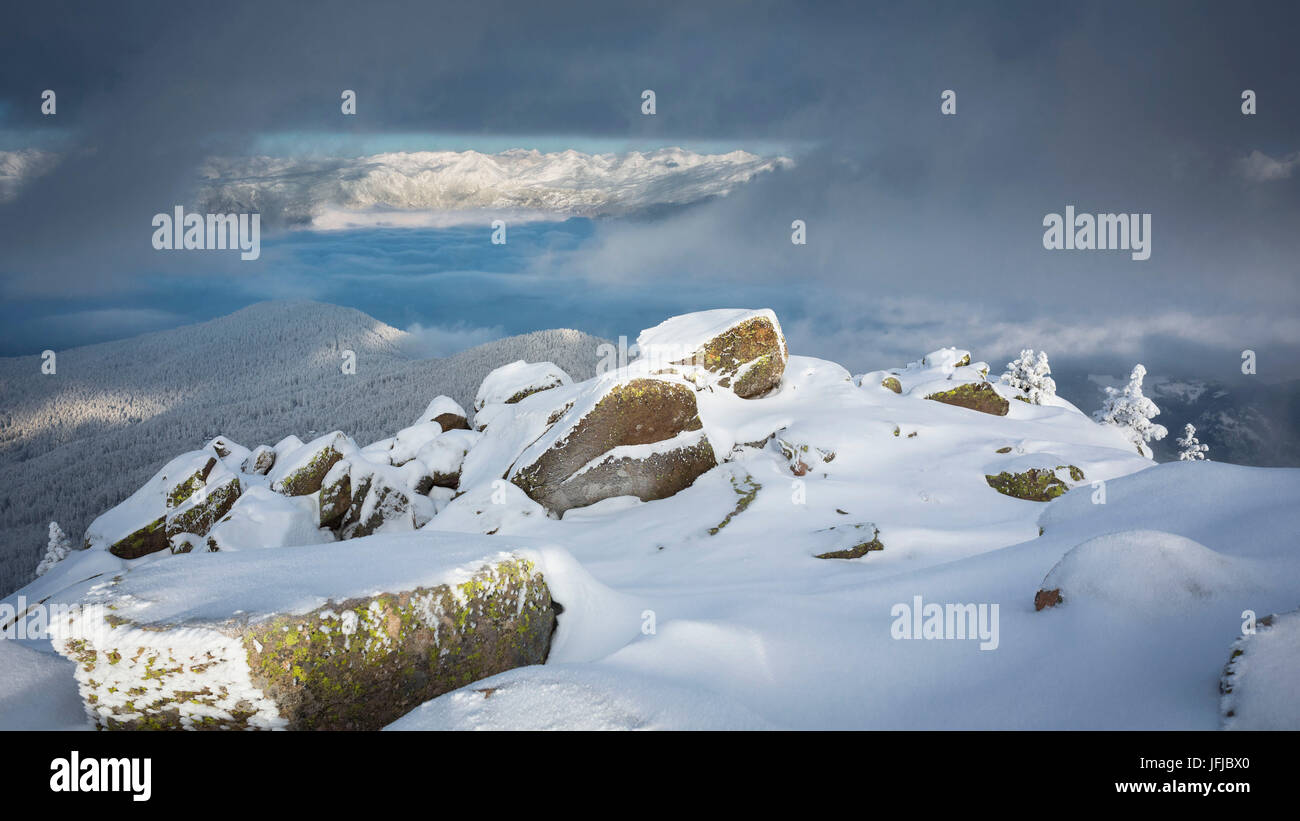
(2, 312, 1297, 731)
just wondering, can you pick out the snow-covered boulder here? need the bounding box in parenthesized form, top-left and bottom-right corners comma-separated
(1220, 608, 1300, 730)
(49, 533, 558, 730)
(862, 347, 1010, 416)
(83, 450, 234, 559)
(318, 459, 435, 539)
(415, 428, 481, 489)
(473, 360, 572, 414)
(205, 486, 332, 551)
(416, 395, 469, 431)
(509, 375, 718, 515)
(425, 480, 548, 536)
(164, 461, 242, 543)
(636, 308, 788, 399)
(204, 435, 249, 466)
(268, 431, 352, 496)
(241, 444, 276, 475)
(386, 421, 444, 466)
(1034, 530, 1256, 612)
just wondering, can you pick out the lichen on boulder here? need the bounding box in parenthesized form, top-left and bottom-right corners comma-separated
(509, 375, 717, 515)
(83, 450, 234, 559)
(925, 382, 1010, 416)
(635, 308, 788, 399)
(269, 431, 350, 497)
(985, 466, 1084, 502)
(49, 536, 558, 731)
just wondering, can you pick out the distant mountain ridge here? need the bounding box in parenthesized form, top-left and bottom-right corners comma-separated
(1055, 372, 1300, 467)
(0, 301, 609, 596)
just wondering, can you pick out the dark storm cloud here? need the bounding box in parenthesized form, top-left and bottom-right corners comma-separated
(1, 0, 1297, 378)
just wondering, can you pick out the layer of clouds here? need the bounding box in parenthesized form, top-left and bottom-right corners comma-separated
(402, 322, 505, 358)
(1, 0, 1298, 380)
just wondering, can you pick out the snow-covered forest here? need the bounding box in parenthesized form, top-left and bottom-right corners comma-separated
(0, 301, 606, 596)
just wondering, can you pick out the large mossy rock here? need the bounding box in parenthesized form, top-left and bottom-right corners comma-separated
(50, 536, 558, 730)
(509, 376, 718, 515)
(636, 308, 788, 398)
(84, 451, 236, 560)
(269, 431, 350, 497)
(985, 466, 1084, 502)
(164, 471, 242, 543)
(925, 381, 1010, 416)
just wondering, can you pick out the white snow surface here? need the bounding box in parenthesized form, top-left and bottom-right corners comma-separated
(5, 318, 1300, 731)
(1221, 608, 1300, 730)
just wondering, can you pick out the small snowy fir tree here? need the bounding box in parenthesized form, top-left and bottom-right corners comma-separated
(36, 521, 73, 577)
(1176, 423, 1209, 461)
(1000, 349, 1056, 404)
(1092, 364, 1168, 456)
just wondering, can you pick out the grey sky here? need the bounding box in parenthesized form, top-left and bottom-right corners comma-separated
(1, 0, 1297, 379)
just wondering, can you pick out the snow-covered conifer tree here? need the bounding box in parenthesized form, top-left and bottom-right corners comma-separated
(1176, 423, 1209, 461)
(1000, 349, 1056, 404)
(35, 521, 73, 577)
(1092, 364, 1168, 456)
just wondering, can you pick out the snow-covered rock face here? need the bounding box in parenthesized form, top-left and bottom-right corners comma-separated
(473, 359, 572, 415)
(509, 375, 718, 515)
(46, 535, 556, 730)
(415, 394, 469, 431)
(635, 308, 788, 399)
(82, 448, 242, 559)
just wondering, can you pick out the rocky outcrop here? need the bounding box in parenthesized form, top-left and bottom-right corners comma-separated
(242, 445, 276, 475)
(814, 523, 884, 560)
(51, 539, 557, 730)
(84, 450, 241, 560)
(268, 431, 349, 496)
(509, 376, 718, 514)
(636, 308, 788, 398)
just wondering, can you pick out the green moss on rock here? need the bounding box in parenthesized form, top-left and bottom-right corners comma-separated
(243, 558, 553, 730)
(925, 382, 1010, 416)
(273, 445, 343, 497)
(108, 517, 168, 560)
(708, 473, 760, 535)
(815, 524, 884, 559)
(985, 466, 1084, 502)
(881, 376, 902, 393)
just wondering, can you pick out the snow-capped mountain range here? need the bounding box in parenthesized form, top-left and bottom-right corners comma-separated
(197, 148, 793, 226)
